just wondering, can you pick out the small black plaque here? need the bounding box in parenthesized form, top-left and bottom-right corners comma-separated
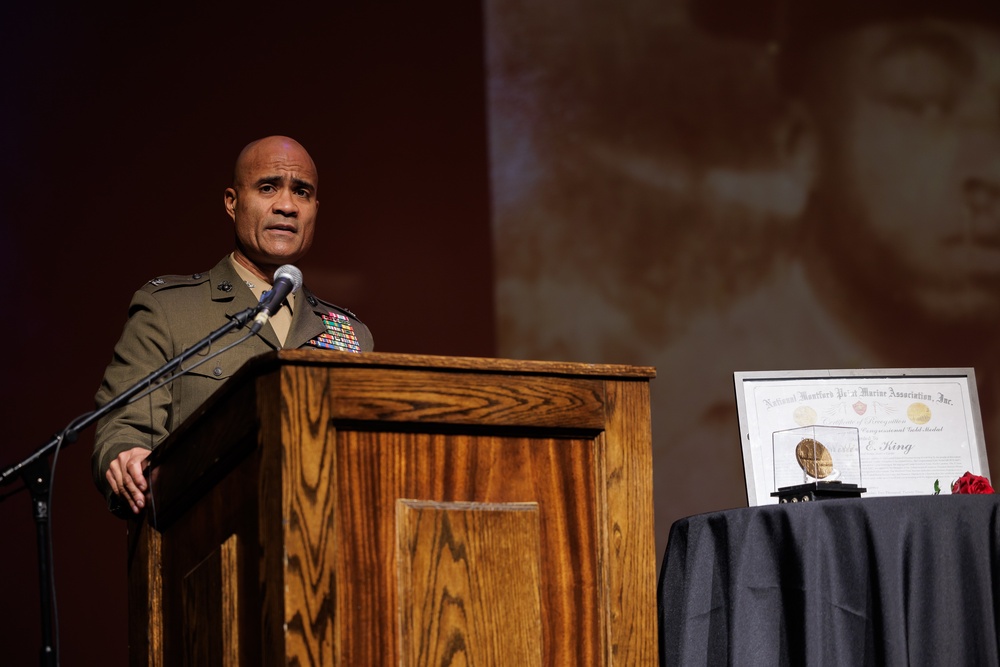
(771, 481, 866, 503)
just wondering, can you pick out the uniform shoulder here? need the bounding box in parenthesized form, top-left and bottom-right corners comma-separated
(306, 295, 361, 322)
(139, 271, 213, 294)
(308, 294, 364, 322)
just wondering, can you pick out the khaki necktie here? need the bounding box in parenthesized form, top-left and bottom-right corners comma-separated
(268, 295, 293, 347)
(229, 254, 295, 347)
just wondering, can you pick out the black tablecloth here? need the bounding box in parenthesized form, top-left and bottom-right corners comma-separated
(658, 495, 1000, 666)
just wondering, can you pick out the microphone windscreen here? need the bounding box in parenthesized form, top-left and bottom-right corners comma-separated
(273, 265, 303, 291)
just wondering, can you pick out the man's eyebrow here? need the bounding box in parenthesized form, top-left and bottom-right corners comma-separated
(253, 175, 282, 188)
(252, 175, 317, 192)
(291, 177, 316, 192)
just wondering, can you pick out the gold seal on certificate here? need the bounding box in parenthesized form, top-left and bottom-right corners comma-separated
(795, 438, 833, 479)
(907, 402, 932, 424)
(793, 405, 818, 427)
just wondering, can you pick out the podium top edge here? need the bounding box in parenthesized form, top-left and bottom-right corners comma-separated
(259, 349, 657, 379)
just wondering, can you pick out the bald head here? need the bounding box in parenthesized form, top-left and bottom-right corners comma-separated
(232, 136, 318, 191)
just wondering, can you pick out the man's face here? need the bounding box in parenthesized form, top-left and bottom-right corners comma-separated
(805, 18, 1000, 324)
(225, 137, 319, 277)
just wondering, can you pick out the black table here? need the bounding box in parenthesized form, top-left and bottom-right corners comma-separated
(658, 495, 1000, 666)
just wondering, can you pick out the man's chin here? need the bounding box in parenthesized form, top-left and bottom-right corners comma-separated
(254, 248, 308, 268)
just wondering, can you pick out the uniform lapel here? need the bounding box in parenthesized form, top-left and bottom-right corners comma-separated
(208, 258, 281, 350)
(285, 287, 326, 349)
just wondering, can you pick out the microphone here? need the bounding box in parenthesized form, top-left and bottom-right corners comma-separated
(250, 264, 303, 334)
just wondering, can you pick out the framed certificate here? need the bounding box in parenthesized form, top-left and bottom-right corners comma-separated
(734, 368, 990, 506)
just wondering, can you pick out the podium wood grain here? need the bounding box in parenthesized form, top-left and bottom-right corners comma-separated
(128, 351, 656, 666)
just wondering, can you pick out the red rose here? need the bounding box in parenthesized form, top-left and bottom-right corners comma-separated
(951, 472, 995, 495)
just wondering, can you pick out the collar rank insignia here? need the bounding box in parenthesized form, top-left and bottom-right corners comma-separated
(308, 311, 361, 353)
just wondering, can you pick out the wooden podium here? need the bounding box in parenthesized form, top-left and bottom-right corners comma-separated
(128, 350, 657, 666)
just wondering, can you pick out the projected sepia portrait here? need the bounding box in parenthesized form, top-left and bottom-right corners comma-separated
(486, 0, 1000, 552)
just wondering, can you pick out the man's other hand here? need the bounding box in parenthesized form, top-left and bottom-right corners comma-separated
(106, 447, 151, 514)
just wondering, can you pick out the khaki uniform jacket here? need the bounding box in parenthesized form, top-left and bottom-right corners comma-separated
(92, 256, 374, 509)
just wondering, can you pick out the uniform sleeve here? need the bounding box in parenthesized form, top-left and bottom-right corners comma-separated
(92, 288, 175, 507)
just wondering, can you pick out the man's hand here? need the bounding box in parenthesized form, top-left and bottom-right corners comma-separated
(105, 447, 151, 514)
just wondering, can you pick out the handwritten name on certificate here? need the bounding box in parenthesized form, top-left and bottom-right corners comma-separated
(742, 376, 986, 505)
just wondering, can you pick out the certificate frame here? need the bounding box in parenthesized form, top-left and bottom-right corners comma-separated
(734, 368, 990, 506)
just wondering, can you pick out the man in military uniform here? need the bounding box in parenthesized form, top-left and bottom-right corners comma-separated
(92, 135, 374, 516)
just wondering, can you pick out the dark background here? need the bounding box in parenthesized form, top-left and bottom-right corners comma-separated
(0, 3, 495, 664)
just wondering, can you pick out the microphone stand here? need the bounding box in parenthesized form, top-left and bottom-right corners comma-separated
(0, 304, 260, 667)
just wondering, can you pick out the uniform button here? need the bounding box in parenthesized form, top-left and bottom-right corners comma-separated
(213, 367, 223, 377)
(192, 273, 203, 279)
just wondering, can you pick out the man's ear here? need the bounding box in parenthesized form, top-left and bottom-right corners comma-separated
(224, 188, 238, 221)
(773, 99, 818, 218)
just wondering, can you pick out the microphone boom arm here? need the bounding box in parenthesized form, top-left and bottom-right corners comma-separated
(0, 304, 259, 488)
(0, 303, 259, 667)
